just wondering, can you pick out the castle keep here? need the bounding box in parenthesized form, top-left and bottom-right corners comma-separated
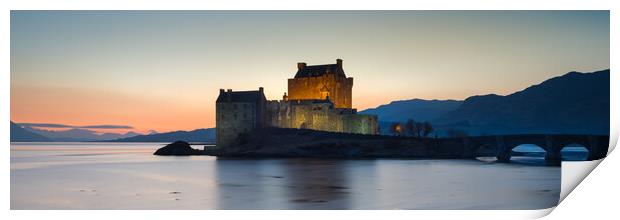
(288, 59, 353, 108)
(216, 59, 379, 147)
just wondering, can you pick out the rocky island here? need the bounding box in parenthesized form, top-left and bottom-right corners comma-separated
(153, 141, 205, 156)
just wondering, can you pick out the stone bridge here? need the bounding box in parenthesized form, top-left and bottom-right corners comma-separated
(461, 134, 610, 162)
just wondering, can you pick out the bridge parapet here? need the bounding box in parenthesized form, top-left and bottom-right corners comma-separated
(469, 134, 609, 163)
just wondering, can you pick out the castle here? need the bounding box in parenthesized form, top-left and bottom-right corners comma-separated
(216, 59, 379, 147)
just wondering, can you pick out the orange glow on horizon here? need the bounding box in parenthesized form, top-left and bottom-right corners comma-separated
(11, 85, 215, 133)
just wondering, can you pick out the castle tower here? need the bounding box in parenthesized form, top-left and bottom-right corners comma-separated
(287, 59, 353, 108)
(215, 87, 267, 148)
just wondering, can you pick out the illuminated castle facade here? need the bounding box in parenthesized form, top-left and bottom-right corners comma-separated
(216, 59, 379, 147)
(287, 59, 353, 109)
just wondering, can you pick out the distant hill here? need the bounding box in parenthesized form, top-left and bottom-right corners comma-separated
(359, 99, 463, 123)
(22, 126, 140, 142)
(433, 69, 610, 136)
(110, 128, 215, 143)
(10, 121, 52, 142)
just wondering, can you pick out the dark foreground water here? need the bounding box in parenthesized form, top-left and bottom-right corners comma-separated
(11, 142, 568, 210)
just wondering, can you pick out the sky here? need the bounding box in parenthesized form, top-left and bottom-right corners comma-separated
(10, 11, 610, 133)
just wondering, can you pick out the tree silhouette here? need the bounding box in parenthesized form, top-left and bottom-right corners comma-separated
(405, 119, 416, 137)
(422, 122, 434, 137)
(414, 122, 423, 137)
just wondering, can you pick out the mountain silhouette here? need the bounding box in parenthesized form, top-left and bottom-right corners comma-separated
(110, 128, 215, 142)
(23, 126, 139, 142)
(433, 69, 609, 135)
(11, 121, 214, 142)
(10, 121, 52, 142)
(359, 99, 462, 122)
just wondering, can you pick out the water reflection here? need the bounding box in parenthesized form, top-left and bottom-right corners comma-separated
(281, 159, 351, 209)
(214, 158, 352, 209)
(213, 159, 279, 209)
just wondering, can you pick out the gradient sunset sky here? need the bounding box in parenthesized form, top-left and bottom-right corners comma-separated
(10, 11, 609, 133)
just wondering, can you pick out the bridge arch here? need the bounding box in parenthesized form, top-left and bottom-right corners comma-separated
(495, 135, 551, 163)
(553, 135, 599, 160)
(555, 137, 591, 151)
(473, 143, 499, 162)
(560, 144, 590, 161)
(507, 144, 548, 164)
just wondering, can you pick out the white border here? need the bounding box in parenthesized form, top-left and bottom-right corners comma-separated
(2, 1, 617, 220)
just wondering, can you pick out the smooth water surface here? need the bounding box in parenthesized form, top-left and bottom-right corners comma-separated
(11, 142, 560, 210)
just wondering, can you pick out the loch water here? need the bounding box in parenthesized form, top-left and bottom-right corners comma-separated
(11, 142, 574, 209)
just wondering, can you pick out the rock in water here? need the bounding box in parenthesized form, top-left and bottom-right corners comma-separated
(154, 141, 203, 156)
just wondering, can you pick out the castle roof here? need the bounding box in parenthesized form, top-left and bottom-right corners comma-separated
(216, 89, 266, 103)
(294, 59, 347, 78)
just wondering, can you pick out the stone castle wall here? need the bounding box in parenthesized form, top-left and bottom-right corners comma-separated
(287, 74, 353, 109)
(343, 114, 379, 135)
(216, 102, 258, 148)
(265, 100, 378, 135)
